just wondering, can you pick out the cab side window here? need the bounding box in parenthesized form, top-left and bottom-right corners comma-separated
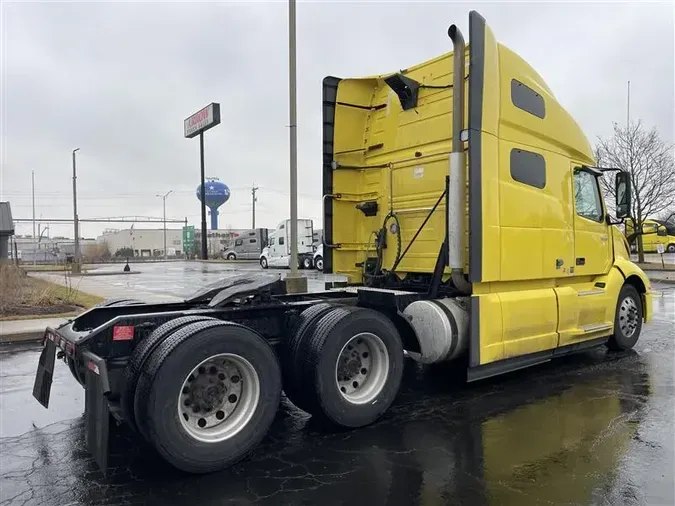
(279, 237, 285, 245)
(234, 239, 243, 246)
(574, 170, 603, 222)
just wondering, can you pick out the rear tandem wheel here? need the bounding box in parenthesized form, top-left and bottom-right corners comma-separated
(133, 320, 282, 474)
(285, 305, 404, 428)
(120, 315, 218, 431)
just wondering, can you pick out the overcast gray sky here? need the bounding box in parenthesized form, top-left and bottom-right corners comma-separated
(1, 1, 673, 239)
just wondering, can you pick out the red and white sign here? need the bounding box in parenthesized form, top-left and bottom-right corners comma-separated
(184, 103, 221, 138)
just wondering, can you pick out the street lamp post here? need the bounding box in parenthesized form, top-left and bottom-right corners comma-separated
(285, 0, 307, 293)
(72, 148, 81, 274)
(157, 190, 173, 260)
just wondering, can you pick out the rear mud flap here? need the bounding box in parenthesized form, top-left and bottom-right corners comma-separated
(82, 352, 111, 475)
(32, 336, 57, 408)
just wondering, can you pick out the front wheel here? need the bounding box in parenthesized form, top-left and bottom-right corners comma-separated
(607, 284, 643, 351)
(667, 243, 675, 253)
(315, 256, 323, 271)
(260, 257, 268, 269)
(226, 253, 236, 260)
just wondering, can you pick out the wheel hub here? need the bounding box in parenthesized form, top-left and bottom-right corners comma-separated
(178, 354, 259, 442)
(335, 332, 388, 405)
(619, 296, 639, 338)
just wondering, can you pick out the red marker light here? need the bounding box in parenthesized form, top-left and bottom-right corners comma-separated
(112, 325, 135, 341)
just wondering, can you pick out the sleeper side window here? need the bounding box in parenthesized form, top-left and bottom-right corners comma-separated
(574, 169, 604, 222)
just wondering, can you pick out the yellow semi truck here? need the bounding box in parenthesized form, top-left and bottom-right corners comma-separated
(625, 218, 675, 253)
(33, 10, 652, 474)
(321, 10, 652, 380)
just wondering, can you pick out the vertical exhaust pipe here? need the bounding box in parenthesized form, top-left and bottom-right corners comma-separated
(447, 24, 472, 294)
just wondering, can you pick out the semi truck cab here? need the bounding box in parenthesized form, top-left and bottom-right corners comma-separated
(322, 10, 652, 379)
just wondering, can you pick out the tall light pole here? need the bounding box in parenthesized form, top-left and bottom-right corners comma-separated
(251, 184, 258, 229)
(32, 170, 36, 265)
(157, 190, 172, 260)
(286, 0, 307, 293)
(72, 148, 81, 274)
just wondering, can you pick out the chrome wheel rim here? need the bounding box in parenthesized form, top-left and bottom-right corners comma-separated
(316, 258, 323, 270)
(619, 296, 639, 338)
(177, 353, 260, 443)
(335, 332, 389, 405)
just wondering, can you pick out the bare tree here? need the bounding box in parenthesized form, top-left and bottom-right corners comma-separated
(595, 121, 675, 262)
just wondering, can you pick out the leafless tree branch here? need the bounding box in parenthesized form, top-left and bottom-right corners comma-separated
(595, 120, 675, 262)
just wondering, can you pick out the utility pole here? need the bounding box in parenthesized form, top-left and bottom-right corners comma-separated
(251, 185, 259, 229)
(285, 0, 307, 293)
(157, 190, 172, 260)
(626, 80, 631, 127)
(32, 170, 36, 265)
(72, 148, 81, 274)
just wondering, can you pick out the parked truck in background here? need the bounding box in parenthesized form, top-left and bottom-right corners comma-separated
(259, 218, 315, 269)
(222, 228, 270, 260)
(625, 218, 675, 253)
(32, 11, 651, 476)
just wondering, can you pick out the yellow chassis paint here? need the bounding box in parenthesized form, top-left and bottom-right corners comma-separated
(322, 11, 652, 374)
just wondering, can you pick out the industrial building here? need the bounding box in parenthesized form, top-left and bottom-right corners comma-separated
(0, 202, 15, 261)
(97, 227, 257, 258)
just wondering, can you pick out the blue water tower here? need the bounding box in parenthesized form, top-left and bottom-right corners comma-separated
(196, 178, 230, 230)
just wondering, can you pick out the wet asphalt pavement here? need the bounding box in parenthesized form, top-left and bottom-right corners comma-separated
(0, 277, 673, 505)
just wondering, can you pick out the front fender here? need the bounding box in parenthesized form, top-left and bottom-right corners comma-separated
(614, 258, 653, 323)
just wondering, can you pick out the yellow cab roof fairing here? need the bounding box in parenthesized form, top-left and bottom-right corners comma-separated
(322, 10, 597, 283)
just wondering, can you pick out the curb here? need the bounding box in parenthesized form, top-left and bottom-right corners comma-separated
(651, 278, 675, 285)
(74, 270, 141, 277)
(0, 331, 44, 344)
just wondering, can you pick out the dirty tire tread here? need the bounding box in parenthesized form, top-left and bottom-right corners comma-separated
(137, 321, 281, 473)
(134, 319, 230, 442)
(121, 315, 217, 430)
(301, 306, 404, 427)
(282, 303, 336, 411)
(607, 284, 643, 351)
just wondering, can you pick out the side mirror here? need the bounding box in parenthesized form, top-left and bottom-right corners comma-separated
(615, 172, 631, 219)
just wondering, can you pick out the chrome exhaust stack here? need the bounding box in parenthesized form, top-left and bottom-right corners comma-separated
(447, 24, 472, 294)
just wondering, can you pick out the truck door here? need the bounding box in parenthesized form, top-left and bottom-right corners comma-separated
(572, 167, 612, 276)
(246, 237, 258, 259)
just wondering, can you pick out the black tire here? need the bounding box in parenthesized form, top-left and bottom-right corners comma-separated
(315, 256, 323, 271)
(134, 321, 282, 474)
(607, 284, 643, 351)
(121, 315, 217, 432)
(281, 303, 337, 412)
(298, 306, 404, 428)
(302, 257, 312, 270)
(260, 257, 268, 269)
(667, 243, 675, 253)
(226, 253, 236, 260)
